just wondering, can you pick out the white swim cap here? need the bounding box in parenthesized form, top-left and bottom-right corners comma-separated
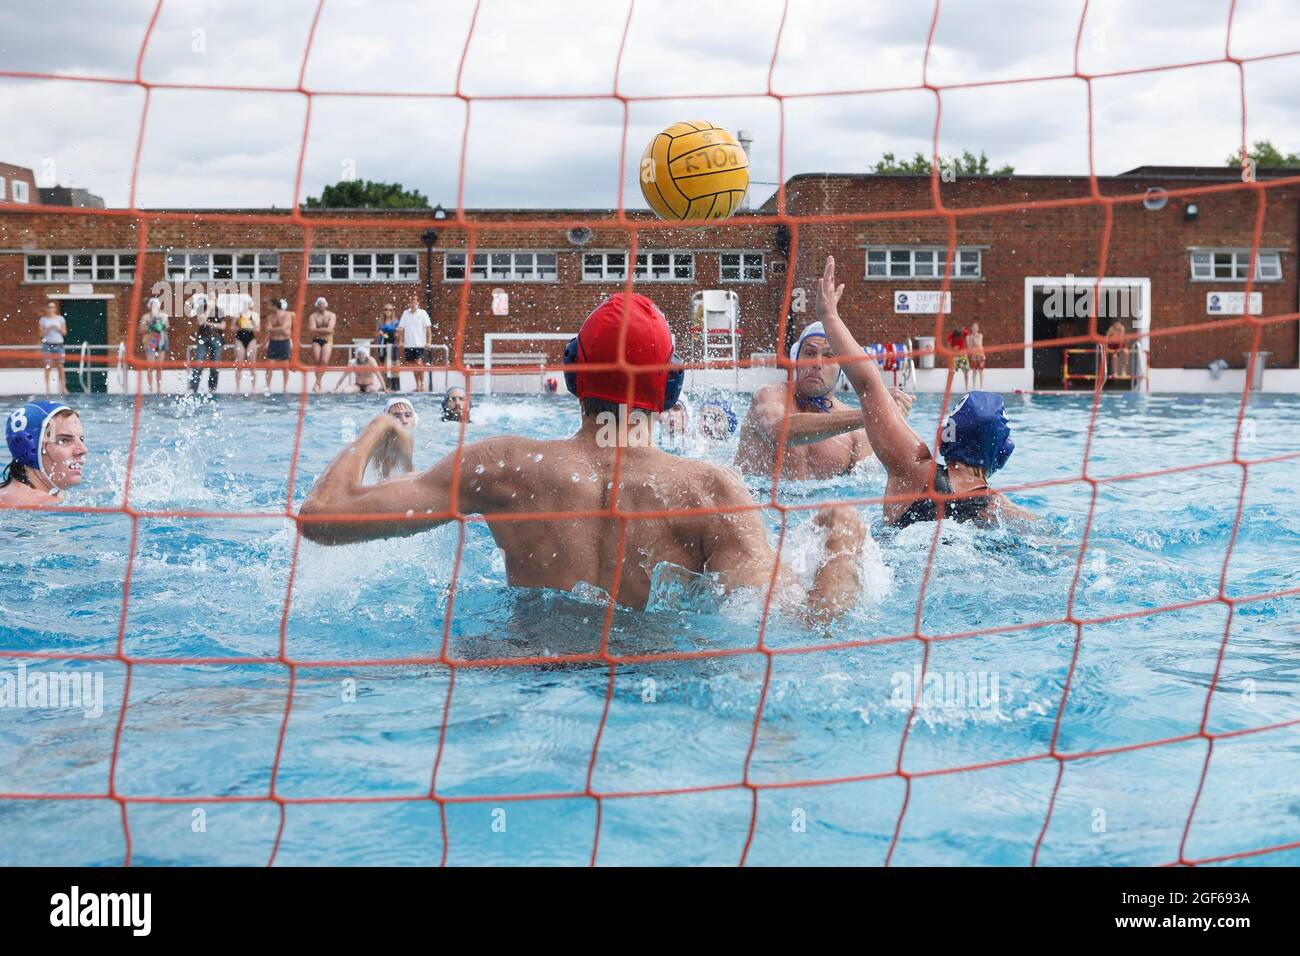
(384, 396, 418, 426)
(315, 297, 328, 308)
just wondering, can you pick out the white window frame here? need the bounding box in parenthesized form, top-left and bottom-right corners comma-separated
(720, 251, 764, 282)
(165, 250, 280, 281)
(1189, 249, 1282, 282)
(0, 177, 6, 201)
(634, 251, 694, 282)
(444, 250, 557, 282)
(582, 250, 694, 282)
(11, 180, 29, 203)
(308, 249, 418, 282)
(24, 251, 139, 283)
(865, 246, 981, 279)
(582, 251, 629, 281)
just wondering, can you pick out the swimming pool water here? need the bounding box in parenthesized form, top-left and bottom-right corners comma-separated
(1, 391, 1297, 866)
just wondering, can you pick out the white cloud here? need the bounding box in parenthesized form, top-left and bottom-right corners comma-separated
(1, 0, 1298, 209)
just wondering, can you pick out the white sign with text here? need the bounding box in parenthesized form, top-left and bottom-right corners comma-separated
(1206, 291, 1262, 315)
(894, 290, 951, 314)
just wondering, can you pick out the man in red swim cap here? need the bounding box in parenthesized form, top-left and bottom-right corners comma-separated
(301, 293, 867, 621)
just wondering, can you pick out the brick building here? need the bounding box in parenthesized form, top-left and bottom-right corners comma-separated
(0, 165, 1296, 392)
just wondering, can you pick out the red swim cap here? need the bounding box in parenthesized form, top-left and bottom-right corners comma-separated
(573, 294, 674, 412)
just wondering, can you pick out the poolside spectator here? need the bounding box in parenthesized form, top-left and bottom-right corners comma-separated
(262, 299, 294, 393)
(37, 300, 67, 396)
(398, 294, 433, 392)
(947, 324, 970, 392)
(967, 322, 986, 390)
(188, 292, 226, 394)
(138, 296, 170, 395)
(308, 297, 337, 393)
(1105, 319, 1129, 380)
(374, 302, 401, 391)
(334, 346, 386, 395)
(232, 300, 260, 395)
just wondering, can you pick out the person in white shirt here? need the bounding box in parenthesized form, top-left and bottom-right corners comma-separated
(397, 294, 433, 392)
(37, 300, 68, 395)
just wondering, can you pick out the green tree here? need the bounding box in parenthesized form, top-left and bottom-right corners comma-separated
(303, 179, 430, 209)
(872, 149, 1014, 175)
(1224, 140, 1300, 168)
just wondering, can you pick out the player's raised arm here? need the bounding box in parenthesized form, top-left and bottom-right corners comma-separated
(300, 416, 493, 544)
(815, 256, 930, 482)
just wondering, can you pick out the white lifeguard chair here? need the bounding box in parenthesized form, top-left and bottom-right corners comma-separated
(691, 289, 741, 388)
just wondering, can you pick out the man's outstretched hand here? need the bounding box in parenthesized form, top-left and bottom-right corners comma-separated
(815, 255, 845, 324)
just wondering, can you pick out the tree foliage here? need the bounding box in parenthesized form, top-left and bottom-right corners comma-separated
(872, 150, 1014, 175)
(1224, 140, 1300, 168)
(303, 179, 430, 209)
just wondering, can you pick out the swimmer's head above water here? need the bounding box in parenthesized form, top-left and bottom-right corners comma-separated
(939, 391, 1014, 476)
(3, 401, 86, 496)
(564, 294, 683, 434)
(441, 387, 468, 422)
(384, 396, 417, 429)
(790, 321, 840, 412)
(698, 394, 738, 441)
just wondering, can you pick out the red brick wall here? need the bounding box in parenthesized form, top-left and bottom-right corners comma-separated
(0, 172, 1294, 370)
(0, 163, 39, 206)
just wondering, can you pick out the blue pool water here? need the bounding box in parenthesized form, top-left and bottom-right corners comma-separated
(1, 391, 1297, 866)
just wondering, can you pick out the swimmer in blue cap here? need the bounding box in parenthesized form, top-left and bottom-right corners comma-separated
(812, 256, 1035, 527)
(697, 394, 738, 442)
(441, 386, 469, 423)
(2, 401, 86, 507)
(736, 319, 914, 480)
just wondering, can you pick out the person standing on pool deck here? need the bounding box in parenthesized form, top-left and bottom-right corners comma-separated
(813, 256, 1035, 528)
(139, 296, 171, 394)
(947, 323, 971, 393)
(37, 300, 67, 396)
(967, 322, 986, 390)
(375, 302, 402, 391)
(189, 292, 227, 394)
(262, 299, 295, 393)
(301, 293, 868, 622)
(308, 297, 337, 392)
(2, 401, 86, 507)
(735, 321, 914, 481)
(397, 294, 433, 392)
(232, 300, 260, 395)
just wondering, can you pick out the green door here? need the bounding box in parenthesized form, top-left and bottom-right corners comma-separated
(60, 300, 109, 393)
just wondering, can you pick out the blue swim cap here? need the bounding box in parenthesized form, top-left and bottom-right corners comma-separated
(698, 394, 738, 435)
(6, 401, 72, 475)
(939, 392, 1014, 475)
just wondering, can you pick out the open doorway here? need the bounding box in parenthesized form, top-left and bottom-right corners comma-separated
(1023, 278, 1149, 391)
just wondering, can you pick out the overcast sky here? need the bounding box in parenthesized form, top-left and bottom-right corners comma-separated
(2, 0, 1298, 209)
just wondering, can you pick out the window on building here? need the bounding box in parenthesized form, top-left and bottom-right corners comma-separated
(444, 251, 557, 281)
(865, 246, 981, 279)
(0, 178, 6, 201)
(582, 251, 628, 281)
(1189, 249, 1282, 281)
(11, 180, 29, 203)
(24, 251, 138, 282)
(720, 251, 764, 281)
(165, 250, 279, 281)
(308, 250, 419, 282)
(583, 251, 694, 281)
